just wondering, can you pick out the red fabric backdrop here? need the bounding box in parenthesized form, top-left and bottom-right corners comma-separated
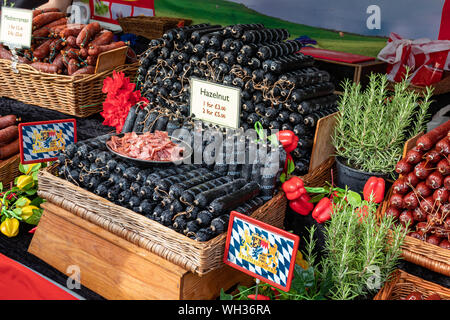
(439, 0, 450, 40)
(0, 253, 78, 300)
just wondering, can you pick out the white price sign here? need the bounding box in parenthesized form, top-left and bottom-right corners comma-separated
(0, 7, 33, 48)
(190, 78, 241, 129)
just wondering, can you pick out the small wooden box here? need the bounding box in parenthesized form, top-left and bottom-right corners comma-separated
(313, 58, 387, 93)
(28, 202, 253, 300)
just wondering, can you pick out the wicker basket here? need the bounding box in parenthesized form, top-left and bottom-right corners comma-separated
(37, 164, 287, 276)
(374, 269, 450, 300)
(118, 16, 192, 40)
(300, 156, 336, 188)
(0, 154, 20, 188)
(0, 60, 139, 117)
(378, 189, 450, 277)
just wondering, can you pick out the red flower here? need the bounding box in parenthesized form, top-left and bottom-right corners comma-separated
(100, 71, 148, 133)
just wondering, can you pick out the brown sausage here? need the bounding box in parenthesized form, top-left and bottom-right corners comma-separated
(33, 8, 60, 18)
(50, 38, 66, 52)
(60, 24, 85, 39)
(45, 17, 68, 28)
(31, 62, 59, 74)
(0, 46, 29, 64)
(0, 125, 18, 144)
(79, 48, 89, 58)
(68, 58, 80, 75)
(86, 55, 97, 66)
(0, 46, 13, 60)
(0, 115, 18, 130)
(65, 35, 77, 48)
(32, 27, 51, 39)
(33, 39, 53, 60)
(50, 24, 69, 37)
(88, 41, 126, 56)
(33, 12, 66, 30)
(76, 22, 101, 48)
(62, 48, 80, 59)
(0, 138, 19, 160)
(89, 30, 114, 47)
(52, 53, 64, 70)
(72, 66, 95, 75)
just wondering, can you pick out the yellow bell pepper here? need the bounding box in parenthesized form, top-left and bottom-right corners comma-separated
(16, 197, 31, 208)
(20, 205, 39, 221)
(295, 250, 309, 270)
(16, 175, 34, 190)
(1, 218, 19, 238)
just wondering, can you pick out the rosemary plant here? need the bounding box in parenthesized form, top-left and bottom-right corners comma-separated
(318, 195, 408, 300)
(333, 72, 432, 175)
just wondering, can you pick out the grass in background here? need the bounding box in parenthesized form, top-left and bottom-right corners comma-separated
(154, 0, 387, 57)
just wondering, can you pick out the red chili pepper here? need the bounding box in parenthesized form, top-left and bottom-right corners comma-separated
(363, 177, 385, 204)
(312, 197, 333, 223)
(6, 193, 16, 200)
(276, 130, 298, 153)
(247, 294, 271, 300)
(282, 176, 306, 200)
(28, 226, 37, 234)
(289, 193, 314, 216)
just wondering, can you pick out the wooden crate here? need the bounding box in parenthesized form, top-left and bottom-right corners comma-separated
(312, 58, 387, 93)
(28, 202, 254, 300)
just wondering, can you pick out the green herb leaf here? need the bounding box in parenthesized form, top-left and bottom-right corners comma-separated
(219, 288, 233, 300)
(346, 191, 362, 207)
(30, 197, 45, 207)
(310, 193, 325, 203)
(292, 265, 315, 294)
(287, 159, 295, 175)
(24, 208, 42, 225)
(25, 189, 37, 196)
(279, 173, 286, 183)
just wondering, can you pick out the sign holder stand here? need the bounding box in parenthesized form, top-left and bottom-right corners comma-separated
(5, 43, 20, 73)
(254, 278, 261, 300)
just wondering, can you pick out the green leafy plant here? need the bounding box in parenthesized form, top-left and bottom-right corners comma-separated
(0, 163, 46, 228)
(333, 72, 432, 175)
(319, 193, 408, 300)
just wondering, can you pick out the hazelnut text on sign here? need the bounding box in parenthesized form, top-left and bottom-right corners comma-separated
(190, 78, 241, 129)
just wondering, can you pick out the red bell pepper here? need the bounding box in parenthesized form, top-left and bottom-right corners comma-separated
(289, 193, 314, 216)
(363, 177, 385, 204)
(312, 197, 333, 223)
(276, 130, 299, 153)
(355, 205, 369, 223)
(247, 294, 271, 300)
(282, 176, 306, 200)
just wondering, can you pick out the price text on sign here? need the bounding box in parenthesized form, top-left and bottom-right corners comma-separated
(0, 7, 33, 48)
(190, 77, 241, 129)
(224, 211, 299, 292)
(18, 119, 77, 164)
